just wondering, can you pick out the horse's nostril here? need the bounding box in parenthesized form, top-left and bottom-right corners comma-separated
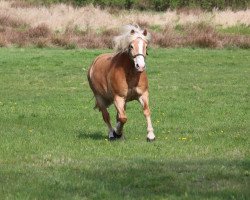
(136, 64, 139, 68)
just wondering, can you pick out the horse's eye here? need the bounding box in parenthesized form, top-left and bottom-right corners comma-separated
(129, 45, 133, 49)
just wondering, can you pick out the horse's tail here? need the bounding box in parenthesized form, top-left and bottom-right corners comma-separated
(87, 80, 97, 110)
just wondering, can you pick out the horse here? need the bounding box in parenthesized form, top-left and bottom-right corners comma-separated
(87, 25, 155, 142)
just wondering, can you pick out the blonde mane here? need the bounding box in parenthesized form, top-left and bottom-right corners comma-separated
(113, 24, 151, 52)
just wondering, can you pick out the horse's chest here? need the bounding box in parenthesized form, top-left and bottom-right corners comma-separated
(111, 70, 148, 100)
(127, 87, 143, 101)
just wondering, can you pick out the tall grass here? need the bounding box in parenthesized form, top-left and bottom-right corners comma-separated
(0, 0, 249, 48)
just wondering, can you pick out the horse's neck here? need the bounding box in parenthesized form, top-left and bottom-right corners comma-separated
(112, 51, 146, 90)
(115, 51, 134, 71)
(115, 51, 129, 60)
(118, 52, 144, 84)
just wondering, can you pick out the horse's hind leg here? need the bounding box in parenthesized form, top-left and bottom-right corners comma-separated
(101, 108, 123, 140)
(100, 108, 114, 138)
(95, 95, 117, 140)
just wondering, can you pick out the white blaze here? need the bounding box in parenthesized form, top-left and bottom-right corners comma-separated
(136, 55, 145, 67)
(135, 39, 145, 70)
(138, 39, 144, 54)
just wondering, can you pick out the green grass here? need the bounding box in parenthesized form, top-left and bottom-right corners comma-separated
(0, 47, 249, 199)
(218, 25, 250, 35)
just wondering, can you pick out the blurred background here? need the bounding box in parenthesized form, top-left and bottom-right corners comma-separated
(0, 0, 249, 48)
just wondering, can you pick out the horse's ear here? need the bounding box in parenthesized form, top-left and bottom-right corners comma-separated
(143, 29, 147, 36)
(130, 29, 135, 35)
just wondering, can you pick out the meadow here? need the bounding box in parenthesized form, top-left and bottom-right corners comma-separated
(0, 47, 249, 199)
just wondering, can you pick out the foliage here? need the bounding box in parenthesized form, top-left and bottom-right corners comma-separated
(0, 48, 249, 199)
(24, 0, 249, 10)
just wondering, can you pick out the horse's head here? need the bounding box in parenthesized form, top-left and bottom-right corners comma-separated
(128, 29, 148, 72)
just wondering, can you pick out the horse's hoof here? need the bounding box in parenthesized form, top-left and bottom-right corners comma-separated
(147, 137, 155, 142)
(109, 131, 123, 141)
(109, 136, 116, 141)
(113, 131, 122, 139)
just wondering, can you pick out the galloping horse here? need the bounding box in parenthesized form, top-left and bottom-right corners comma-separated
(87, 25, 155, 141)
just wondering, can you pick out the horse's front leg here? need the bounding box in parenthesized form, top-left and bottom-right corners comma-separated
(114, 95, 127, 138)
(139, 91, 155, 142)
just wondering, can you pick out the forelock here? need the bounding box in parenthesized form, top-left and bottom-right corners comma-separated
(113, 24, 151, 52)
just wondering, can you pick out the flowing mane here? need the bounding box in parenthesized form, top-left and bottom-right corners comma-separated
(113, 24, 151, 52)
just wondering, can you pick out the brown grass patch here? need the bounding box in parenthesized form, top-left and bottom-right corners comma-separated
(151, 24, 223, 48)
(34, 38, 50, 48)
(0, 14, 26, 28)
(1, 22, 249, 49)
(176, 7, 203, 16)
(185, 24, 222, 48)
(152, 26, 179, 48)
(51, 35, 70, 47)
(0, 34, 7, 47)
(10, 32, 27, 47)
(78, 32, 107, 49)
(136, 19, 150, 29)
(223, 35, 250, 49)
(27, 24, 51, 38)
(10, 0, 35, 8)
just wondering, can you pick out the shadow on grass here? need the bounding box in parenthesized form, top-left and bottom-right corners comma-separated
(76, 130, 106, 140)
(1, 159, 249, 199)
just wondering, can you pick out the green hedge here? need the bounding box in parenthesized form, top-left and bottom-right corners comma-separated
(26, 0, 249, 10)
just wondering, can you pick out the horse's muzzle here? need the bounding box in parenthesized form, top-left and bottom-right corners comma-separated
(134, 55, 146, 72)
(135, 63, 146, 72)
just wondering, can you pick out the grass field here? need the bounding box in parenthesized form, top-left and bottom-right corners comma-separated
(0, 47, 249, 199)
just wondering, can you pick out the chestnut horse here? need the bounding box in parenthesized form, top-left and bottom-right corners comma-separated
(87, 25, 155, 141)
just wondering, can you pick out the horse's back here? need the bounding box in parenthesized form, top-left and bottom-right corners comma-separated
(88, 53, 113, 80)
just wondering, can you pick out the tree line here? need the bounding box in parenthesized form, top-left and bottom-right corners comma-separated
(27, 0, 249, 10)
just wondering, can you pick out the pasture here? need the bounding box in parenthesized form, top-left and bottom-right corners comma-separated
(0, 47, 249, 199)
